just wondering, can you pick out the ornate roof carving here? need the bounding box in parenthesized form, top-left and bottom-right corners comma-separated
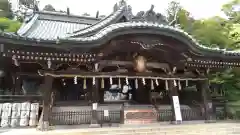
(2, 0, 240, 58)
(132, 5, 167, 24)
(65, 0, 133, 38)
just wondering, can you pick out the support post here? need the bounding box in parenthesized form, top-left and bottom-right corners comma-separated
(37, 75, 53, 131)
(90, 78, 100, 127)
(168, 80, 182, 124)
(15, 76, 21, 95)
(199, 80, 215, 122)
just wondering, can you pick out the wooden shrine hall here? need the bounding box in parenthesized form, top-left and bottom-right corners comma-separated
(0, 0, 238, 130)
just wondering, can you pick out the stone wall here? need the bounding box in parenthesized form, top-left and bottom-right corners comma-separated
(0, 102, 39, 128)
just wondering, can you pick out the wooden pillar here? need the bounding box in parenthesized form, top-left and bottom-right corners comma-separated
(15, 76, 21, 95)
(90, 78, 100, 127)
(37, 75, 53, 131)
(168, 80, 182, 124)
(199, 80, 215, 122)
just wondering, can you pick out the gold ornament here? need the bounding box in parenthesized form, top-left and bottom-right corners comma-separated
(134, 55, 147, 72)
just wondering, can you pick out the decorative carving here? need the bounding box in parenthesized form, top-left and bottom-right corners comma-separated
(119, 0, 127, 7)
(133, 5, 167, 24)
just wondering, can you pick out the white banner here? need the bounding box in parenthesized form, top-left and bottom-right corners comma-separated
(172, 96, 182, 121)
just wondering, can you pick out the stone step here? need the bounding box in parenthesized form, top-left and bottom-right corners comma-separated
(1, 122, 240, 135)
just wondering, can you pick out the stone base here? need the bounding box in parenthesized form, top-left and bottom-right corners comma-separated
(205, 120, 216, 123)
(37, 121, 51, 131)
(171, 120, 182, 125)
(89, 123, 100, 128)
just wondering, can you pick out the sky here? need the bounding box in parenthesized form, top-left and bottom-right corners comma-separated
(12, 0, 233, 19)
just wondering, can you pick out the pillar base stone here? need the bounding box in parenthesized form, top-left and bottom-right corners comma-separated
(171, 120, 182, 125)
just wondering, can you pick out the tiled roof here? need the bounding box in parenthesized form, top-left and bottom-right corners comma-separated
(17, 11, 101, 40)
(65, 5, 129, 38)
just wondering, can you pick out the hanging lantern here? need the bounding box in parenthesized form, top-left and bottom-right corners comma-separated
(92, 77, 96, 85)
(83, 78, 87, 89)
(109, 77, 113, 85)
(151, 80, 154, 90)
(178, 80, 182, 90)
(142, 78, 146, 85)
(125, 77, 129, 85)
(101, 78, 104, 88)
(165, 80, 169, 90)
(135, 79, 138, 89)
(155, 78, 159, 86)
(118, 78, 121, 88)
(74, 76, 77, 84)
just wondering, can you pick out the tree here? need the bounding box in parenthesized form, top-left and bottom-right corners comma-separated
(191, 17, 233, 48)
(19, 0, 38, 9)
(165, 1, 194, 32)
(43, 4, 56, 12)
(0, 0, 13, 19)
(0, 17, 21, 32)
(222, 0, 240, 23)
(166, 1, 233, 48)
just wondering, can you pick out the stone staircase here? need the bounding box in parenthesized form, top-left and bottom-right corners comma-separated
(2, 122, 240, 135)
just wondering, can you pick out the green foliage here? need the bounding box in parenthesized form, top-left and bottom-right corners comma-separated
(0, 17, 21, 32)
(191, 17, 233, 48)
(166, 0, 240, 103)
(222, 0, 240, 23)
(0, 0, 13, 19)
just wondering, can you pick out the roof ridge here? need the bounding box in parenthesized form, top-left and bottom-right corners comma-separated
(64, 5, 128, 38)
(35, 11, 101, 21)
(61, 22, 232, 54)
(17, 14, 39, 36)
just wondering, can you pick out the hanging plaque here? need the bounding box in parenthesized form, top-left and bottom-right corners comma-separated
(172, 96, 182, 122)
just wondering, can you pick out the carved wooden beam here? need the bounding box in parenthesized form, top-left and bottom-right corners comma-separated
(98, 60, 170, 70)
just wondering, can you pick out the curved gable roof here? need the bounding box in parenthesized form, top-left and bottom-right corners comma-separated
(16, 11, 101, 40)
(64, 3, 132, 38)
(61, 21, 237, 57)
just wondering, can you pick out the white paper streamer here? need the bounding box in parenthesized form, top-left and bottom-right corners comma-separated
(165, 80, 169, 90)
(142, 78, 146, 85)
(174, 80, 177, 87)
(74, 76, 77, 84)
(125, 77, 129, 85)
(178, 80, 182, 90)
(155, 79, 159, 86)
(93, 77, 96, 85)
(109, 77, 113, 85)
(135, 79, 138, 89)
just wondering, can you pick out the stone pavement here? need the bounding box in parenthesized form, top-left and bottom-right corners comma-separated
(0, 122, 240, 135)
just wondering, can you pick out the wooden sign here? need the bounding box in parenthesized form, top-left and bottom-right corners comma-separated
(104, 110, 109, 117)
(172, 96, 182, 122)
